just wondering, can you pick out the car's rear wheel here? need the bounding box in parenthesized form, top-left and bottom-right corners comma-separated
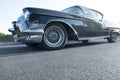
(107, 32, 118, 43)
(41, 23, 68, 50)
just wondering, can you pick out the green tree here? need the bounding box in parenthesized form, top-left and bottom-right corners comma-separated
(0, 32, 5, 36)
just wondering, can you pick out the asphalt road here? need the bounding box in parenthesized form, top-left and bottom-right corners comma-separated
(0, 39, 120, 80)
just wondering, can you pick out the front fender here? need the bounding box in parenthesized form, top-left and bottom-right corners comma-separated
(44, 19, 79, 40)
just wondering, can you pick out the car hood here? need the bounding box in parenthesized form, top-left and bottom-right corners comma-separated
(23, 7, 83, 20)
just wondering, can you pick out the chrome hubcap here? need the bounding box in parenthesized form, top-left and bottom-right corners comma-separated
(47, 30, 59, 43)
(44, 26, 65, 47)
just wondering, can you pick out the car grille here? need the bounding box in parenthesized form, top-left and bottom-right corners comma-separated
(15, 27, 24, 37)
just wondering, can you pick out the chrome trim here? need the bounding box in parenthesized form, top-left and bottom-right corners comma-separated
(26, 35, 43, 42)
(13, 34, 19, 42)
(8, 28, 15, 32)
(45, 19, 79, 39)
(18, 29, 44, 43)
(79, 36, 110, 40)
(15, 21, 44, 43)
(16, 34, 43, 43)
(16, 18, 44, 35)
(22, 29, 44, 35)
(112, 29, 120, 35)
(16, 20, 28, 32)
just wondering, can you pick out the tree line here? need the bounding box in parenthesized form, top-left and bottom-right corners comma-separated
(0, 32, 13, 42)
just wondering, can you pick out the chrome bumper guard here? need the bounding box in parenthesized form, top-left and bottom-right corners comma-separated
(18, 29, 44, 43)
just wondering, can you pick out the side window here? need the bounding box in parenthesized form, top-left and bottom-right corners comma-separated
(89, 10, 98, 19)
(97, 13, 103, 21)
(82, 7, 103, 21)
(82, 7, 92, 18)
(89, 9, 103, 21)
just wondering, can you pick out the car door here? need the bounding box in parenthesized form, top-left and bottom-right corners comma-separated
(84, 18, 100, 37)
(82, 7, 110, 37)
(68, 6, 99, 38)
(62, 6, 90, 38)
(95, 12, 109, 36)
(80, 7, 101, 37)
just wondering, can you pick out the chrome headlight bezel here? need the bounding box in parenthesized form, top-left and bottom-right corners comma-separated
(23, 10, 30, 20)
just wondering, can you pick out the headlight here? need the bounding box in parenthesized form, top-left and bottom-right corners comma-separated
(24, 10, 30, 20)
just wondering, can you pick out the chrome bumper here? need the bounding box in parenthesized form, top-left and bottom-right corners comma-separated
(9, 28, 44, 43)
(17, 33, 43, 43)
(10, 16, 44, 43)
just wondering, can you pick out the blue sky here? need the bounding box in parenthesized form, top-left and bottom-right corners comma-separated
(1, 0, 120, 34)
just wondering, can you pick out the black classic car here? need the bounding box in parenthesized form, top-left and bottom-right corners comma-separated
(9, 5, 119, 49)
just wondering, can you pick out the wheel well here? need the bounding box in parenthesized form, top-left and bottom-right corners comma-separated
(110, 30, 119, 35)
(45, 22, 79, 40)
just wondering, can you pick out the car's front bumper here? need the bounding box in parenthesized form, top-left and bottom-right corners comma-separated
(10, 16, 44, 43)
(16, 29, 44, 43)
(9, 28, 44, 43)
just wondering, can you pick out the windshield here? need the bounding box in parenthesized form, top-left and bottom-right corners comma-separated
(62, 6, 84, 16)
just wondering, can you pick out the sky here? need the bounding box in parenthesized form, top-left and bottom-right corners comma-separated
(1, 0, 120, 34)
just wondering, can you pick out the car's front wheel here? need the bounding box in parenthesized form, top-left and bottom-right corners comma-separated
(107, 32, 118, 43)
(41, 23, 68, 50)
